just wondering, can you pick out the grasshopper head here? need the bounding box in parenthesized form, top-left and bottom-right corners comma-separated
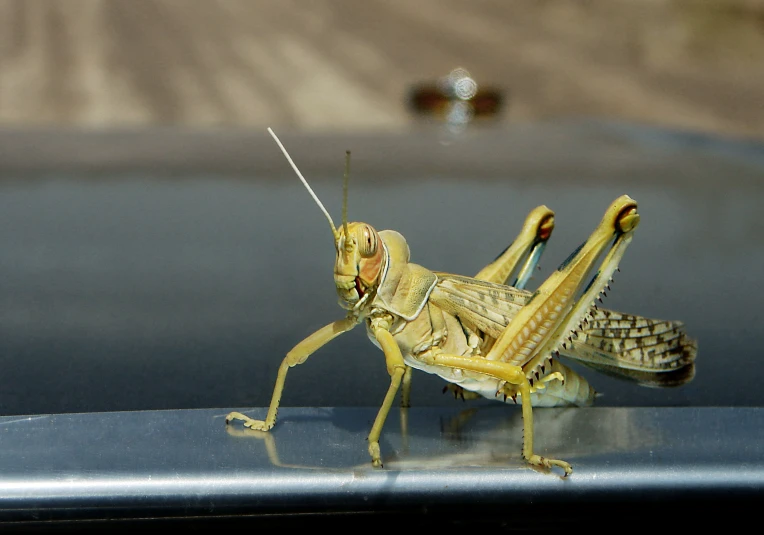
(265, 128, 383, 309)
(334, 222, 385, 309)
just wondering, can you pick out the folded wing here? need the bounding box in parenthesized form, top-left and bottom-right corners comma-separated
(430, 274, 697, 387)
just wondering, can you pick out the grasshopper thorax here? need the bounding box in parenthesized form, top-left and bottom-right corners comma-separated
(334, 222, 385, 309)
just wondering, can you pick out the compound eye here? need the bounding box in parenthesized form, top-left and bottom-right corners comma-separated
(359, 225, 378, 258)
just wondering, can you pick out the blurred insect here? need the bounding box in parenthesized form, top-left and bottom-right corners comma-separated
(226, 128, 697, 477)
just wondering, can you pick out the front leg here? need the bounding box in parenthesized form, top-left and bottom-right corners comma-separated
(226, 317, 356, 431)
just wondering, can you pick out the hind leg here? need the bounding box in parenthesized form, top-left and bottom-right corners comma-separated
(475, 205, 555, 289)
(448, 196, 638, 474)
(487, 195, 639, 372)
(420, 351, 572, 476)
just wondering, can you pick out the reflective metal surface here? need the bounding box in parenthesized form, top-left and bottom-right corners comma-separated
(0, 406, 762, 524)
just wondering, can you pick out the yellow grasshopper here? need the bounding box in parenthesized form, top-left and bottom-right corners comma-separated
(226, 128, 697, 477)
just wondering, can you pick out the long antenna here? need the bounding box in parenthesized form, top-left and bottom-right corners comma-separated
(267, 127, 337, 237)
(342, 150, 351, 242)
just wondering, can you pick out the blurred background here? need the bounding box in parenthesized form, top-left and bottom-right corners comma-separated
(1, 0, 763, 136)
(0, 0, 763, 416)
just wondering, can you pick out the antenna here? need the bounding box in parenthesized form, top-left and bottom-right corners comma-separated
(342, 150, 351, 243)
(267, 127, 337, 237)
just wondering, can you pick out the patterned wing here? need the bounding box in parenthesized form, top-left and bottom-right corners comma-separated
(563, 308, 697, 387)
(429, 272, 528, 339)
(430, 273, 696, 387)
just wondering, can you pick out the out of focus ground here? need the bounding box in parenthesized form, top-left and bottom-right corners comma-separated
(0, 0, 762, 139)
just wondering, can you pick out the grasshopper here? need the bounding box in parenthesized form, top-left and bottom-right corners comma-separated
(226, 128, 697, 476)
